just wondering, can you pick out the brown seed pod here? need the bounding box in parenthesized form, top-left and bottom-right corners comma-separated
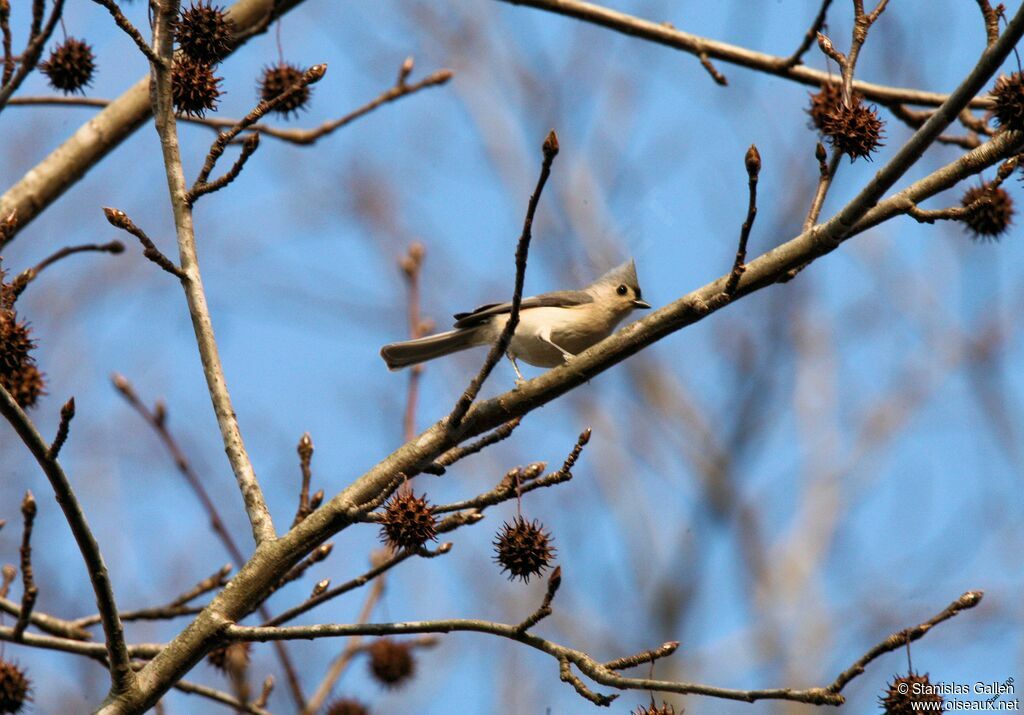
(992, 72, 1024, 134)
(0, 273, 44, 409)
(880, 672, 944, 714)
(177, 2, 234, 63)
(820, 98, 885, 161)
(961, 182, 1015, 240)
(40, 37, 95, 95)
(806, 81, 845, 131)
(172, 56, 223, 118)
(0, 658, 30, 714)
(368, 639, 415, 689)
(325, 698, 370, 715)
(379, 491, 437, 551)
(493, 516, 555, 583)
(258, 62, 311, 117)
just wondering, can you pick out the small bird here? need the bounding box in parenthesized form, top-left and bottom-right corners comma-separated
(380, 259, 650, 381)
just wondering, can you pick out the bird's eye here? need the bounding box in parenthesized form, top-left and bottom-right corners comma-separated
(616, 284, 628, 296)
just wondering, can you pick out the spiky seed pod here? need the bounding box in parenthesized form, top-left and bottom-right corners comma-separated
(632, 701, 676, 715)
(207, 642, 250, 674)
(493, 516, 555, 583)
(368, 639, 415, 689)
(172, 56, 222, 118)
(0, 659, 30, 714)
(806, 81, 845, 131)
(3, 363, 44, 409)
(820, 98, 885, 161)
(325, 698, 370, 715)
(961, 183, 1015, 240)
(819, 97, 884, 161)
(258, 62, 310, 117)
(177, 2, 234, 63)
(379, 491, 437, 551)
(992, 72, 1024, 133)
(40, 37, 96, 95)
(0, 282, 44, 409)
(880, 672, 944, 714)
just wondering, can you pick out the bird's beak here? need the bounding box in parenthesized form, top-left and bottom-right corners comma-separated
(633, 299, 651, 309)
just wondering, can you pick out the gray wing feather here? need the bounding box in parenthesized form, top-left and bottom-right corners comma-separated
(453, 290, 593, 328)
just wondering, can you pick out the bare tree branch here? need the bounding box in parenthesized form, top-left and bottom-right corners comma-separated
(495, 0, 992, 108)
(0, 384, 135, 695)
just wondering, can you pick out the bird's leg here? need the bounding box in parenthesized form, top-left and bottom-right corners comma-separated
(538, 328, 576, 363)
(506, 352, 527, 386)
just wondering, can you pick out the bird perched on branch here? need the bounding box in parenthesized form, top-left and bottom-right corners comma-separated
(380, 259, 650, 381)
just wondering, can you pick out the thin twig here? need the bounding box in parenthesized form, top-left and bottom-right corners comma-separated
(171, 564, 233, 607)
(0, 565, 14, 599)
(190, 63, 327, 197)
(433, 447, 574, 517)
(13, 491, 37, 640)
(423, 417, 522, 474)
(187, 132, 261, 204)
(725, 144, 760, 295)
(0, 0, 318, 246)
(90, 0, 163, 66)
(102, 208, 186, 279)
(0, 383, 135, 694)
(803, 143, 841, 232)
(229, 67, 452, 146)
(516, 565, 561, 632)
(840, 0, 890, 105)
(401, 242, 428, 446)
(0, 0, 65, 112)
(0, 625, 160, 659)
(783, 0, 834, 68)
(291, 432, 314, 528)
(827, 591, 984, 692)
(112, 375, 245, 566)
(0, 596, 92, 640)
(302, 562, 387, 714)
(47, 396, 75, 460)
(6, 67, 448, 146)
(603, 641, 680, 671)
(698, 52, 727, 85)
(447, 130, 560, 428)
(1, 0, 15, 88)
(264, 543, 451, 628)
(976, 0, 1000, 47)
(149, 0, 276, 548)
(227, 589, 983, 707)
(495, 0, 980, 108)
(171, 677, 272, 715)
(561, 657, 616, 705)
(10, 241, 124, 298)
(432, 464, 550, 516)
(77, 603, 204, 628)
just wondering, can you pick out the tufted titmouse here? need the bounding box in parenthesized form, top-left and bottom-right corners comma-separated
(380, 259, 650, 381)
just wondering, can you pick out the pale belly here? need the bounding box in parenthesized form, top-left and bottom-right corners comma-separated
(488, 307, 620, 368)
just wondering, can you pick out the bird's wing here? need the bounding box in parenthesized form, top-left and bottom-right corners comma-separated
(452, 290, 593, 328)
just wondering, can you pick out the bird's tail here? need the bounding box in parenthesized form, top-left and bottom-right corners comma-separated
(380, 328, 484, 370)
